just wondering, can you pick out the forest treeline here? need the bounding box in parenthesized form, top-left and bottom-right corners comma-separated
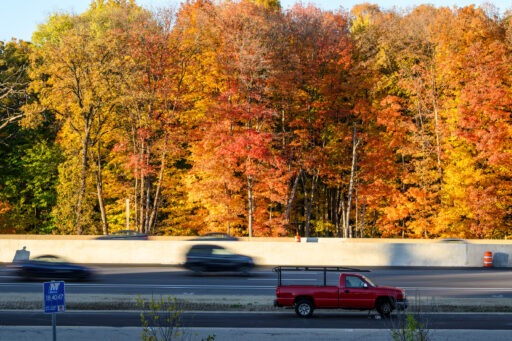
(1, 0, 511, 239)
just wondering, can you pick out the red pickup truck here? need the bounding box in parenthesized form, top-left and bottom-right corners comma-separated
(273, 266, 408, 318)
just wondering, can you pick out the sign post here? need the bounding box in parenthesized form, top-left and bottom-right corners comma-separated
(43, 281, 65, 341)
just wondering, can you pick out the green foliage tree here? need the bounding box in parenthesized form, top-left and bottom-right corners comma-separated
(0, 40, 61, 234)
(24, 1, 150, 234)
(0, 40, 30, 133)
(0, 128, 61, 233)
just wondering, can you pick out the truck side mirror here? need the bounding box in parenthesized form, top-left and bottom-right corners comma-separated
(363, 283, 368, 288)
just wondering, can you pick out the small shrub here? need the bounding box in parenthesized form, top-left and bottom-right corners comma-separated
(137, 295, 215, 341)
(137, 295, 185, 341)
(390, 293, 431, 341)
(391, 313, 431, 341)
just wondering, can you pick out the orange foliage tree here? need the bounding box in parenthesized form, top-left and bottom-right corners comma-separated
(15, 0, 512, 238)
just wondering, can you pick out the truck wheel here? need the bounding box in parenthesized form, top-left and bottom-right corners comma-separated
(295, 299, 314, 317)
(376, 299, 393, 318)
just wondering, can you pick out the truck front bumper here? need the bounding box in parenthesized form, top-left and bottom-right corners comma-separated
(395, 298, 408, 311)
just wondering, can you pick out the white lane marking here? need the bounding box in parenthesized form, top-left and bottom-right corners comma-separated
(0, 282, 511, 293)
(403, 287, 512, 291)
(247, 278, 317, 281)
(0, 283, 275, 290)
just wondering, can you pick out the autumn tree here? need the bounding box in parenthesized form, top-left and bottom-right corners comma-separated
(433, 6, 512, 238)
(269, 4, 356, 237)
(185, 1, 289, 237)
(248, 0, 281, 10)
(24, 1, 148, 234)
(350, 4, 512, 238)
(0, 40, 30, 134)
(109, 4, 200, 235)
(4, 1, 511, 239)
(349, 5, 448, 238)
(0, 40, 60, 233)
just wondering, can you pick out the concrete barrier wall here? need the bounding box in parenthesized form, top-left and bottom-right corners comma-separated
(1, 236, 511, 267)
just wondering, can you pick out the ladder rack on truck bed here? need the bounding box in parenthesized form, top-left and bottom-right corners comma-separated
(272, 266, 370, 286)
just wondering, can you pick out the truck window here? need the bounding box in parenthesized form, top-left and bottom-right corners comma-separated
(345, 275, 366, 288)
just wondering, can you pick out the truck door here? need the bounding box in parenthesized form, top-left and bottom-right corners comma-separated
(314, 286, 339, 308)
(339, 275, 375, 309)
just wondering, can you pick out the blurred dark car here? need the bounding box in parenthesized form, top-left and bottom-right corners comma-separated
(97, 230, 148, 240)
(12, 255, 94, 281)
(438, 238, 467, 243)
(191, 233, 239, 241)
(184, 244, 254, 274)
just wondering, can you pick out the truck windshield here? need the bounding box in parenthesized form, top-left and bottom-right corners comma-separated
(361, 275, 376, 287)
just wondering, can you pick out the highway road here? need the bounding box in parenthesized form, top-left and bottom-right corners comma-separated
(2, 265, 512, 335)
(1, 310, 512, 330)
(1, 265, 512, 299)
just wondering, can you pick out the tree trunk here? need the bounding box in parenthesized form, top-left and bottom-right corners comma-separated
(96, 170, 108, 235)
(138, 139, 146, 233)
(304, 171, 318, 238)
(247, 175, 254, 238)
(334, 187, 345, 237)
(144, 174, 151, 234)
(285, 169, 302, 227)
(430, 66, 442, 180)
(338, 192, 347, 238)
(75, 118, 91, 235)
(360, 202, 366, 238)
(139, 169, 145, 233)
(133, 176, 139, 231)
(148, 151, 166, 234)
(93, 111, 108, 235)
(344, 124, 359, 238)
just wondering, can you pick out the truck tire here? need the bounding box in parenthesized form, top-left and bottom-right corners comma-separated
(376, 298, 393, 318)
(295, 299, 314, 317)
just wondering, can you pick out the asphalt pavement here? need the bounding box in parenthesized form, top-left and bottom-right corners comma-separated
(2, 326, 512, 341)
(2, 278, 512, 341)
(2, 295, 512, 341)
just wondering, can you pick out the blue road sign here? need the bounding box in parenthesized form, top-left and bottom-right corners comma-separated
(43, 281, 66, 313)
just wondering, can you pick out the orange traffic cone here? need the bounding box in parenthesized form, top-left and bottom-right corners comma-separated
(295, 233, 301, 243)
